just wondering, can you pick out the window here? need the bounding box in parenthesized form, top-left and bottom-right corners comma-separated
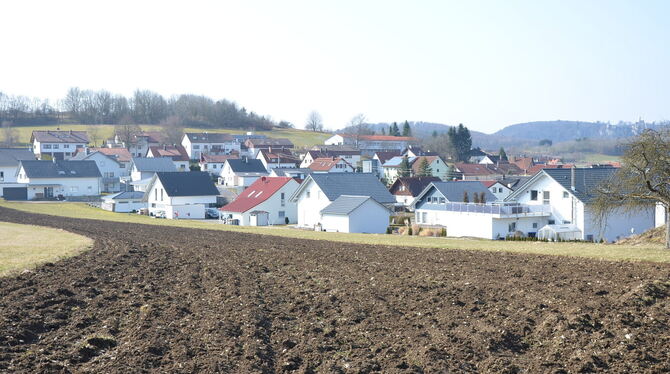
(508, 222, 516, 232)
(204, 145, 209, 149)
(155, 189, 158, 200)
(416, 212, 421, 223)
(278, 211, 285, 218)
(548, 219, 555, 225)
(499, 188, 503, 193)
(563, 191, 569, 198)
(586, 234, 594, 242)
(421, 212, 427, 223)
(543, 191, 550, 205)
(160, 189, 164, 201)
(563, 220, 571, 224)
(530, 190, 538, 200)
(281, 192, 285, 207)
(87, 186, 92, 190)
(43, 144, 52, 149)
(439, 197, 446, 204)
(213, 164, 217, 169)
(306, 191, 311, 198)
(532, 222, 538, 228)
(203, 164, 208, 170)
(193, 145, 200, 149)
(53, 144, 59, 149)
(120, 164, 125, 168)
(64, 144, 69, 148)
(0, 171, 3, 181)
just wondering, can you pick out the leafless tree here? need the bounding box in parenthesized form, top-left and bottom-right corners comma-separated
(115, 115, 143, 150)
(305, 111, 324, 132)
(161, 115, 185, 145)
(347, 113, 373, 149)
(87, 125, 102, 147)
(0, 121, 18, 146)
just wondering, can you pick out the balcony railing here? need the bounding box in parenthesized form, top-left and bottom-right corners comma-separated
(433, 202, 551, 216)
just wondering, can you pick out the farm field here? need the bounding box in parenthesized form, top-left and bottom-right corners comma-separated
(2, 200, 669, 263)
(0, 206, 669, 372)
(11, 124, 330, 149)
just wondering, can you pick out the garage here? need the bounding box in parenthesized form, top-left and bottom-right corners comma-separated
(3, 187, 28, 201)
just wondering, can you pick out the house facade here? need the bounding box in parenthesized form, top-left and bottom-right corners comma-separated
(219, 176, 300, 226)
(308, 157, 355, 173)
(147, 145, 190, 171)
(0, 148, 34, 197)
(482, 180, 513, 201)
(388, 176, 441, 206)
(199, 153, 239, 176)
(219, 158, 269, 187)
(101, 191, 146, 213)
(324, 134, 416, 156)
(181, 133, 240, 160)
(256, 149, 300, 170)
(16, 160, 101, 200)
(72, 151, 125, 192)
(129, 157, 177, 191)
(301, 148, 361, 169)
(144, 171, 219, 219)
(31, 131, 89, 160)
(319, 195, 392, 233)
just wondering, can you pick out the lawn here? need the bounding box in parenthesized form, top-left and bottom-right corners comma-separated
(1, 200, 668, 263)
(0, 221, 93, 276)
(11, 124, 330, 149)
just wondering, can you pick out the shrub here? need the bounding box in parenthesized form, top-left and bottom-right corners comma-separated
(285, 217, 289, 225)
(411, 224, 420, 236)
(386, 226, 392, 234)
(441, 228, 447, 237)
(407, 227, 413, 236)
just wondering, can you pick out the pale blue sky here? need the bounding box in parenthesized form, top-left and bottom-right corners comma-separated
(0, 0, 668, 133)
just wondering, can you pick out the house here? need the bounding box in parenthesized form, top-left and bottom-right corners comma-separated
(289, 173, 395, 229)
(512, 157, 536, 174)
(244, 138, 294, 156)
(324, 134, 416, 156)
(388, 176, 441, 206)
(0, 148, 35, 198)
(382, 156, 416, 183)
(181, 132, 240, 160)
(410, 156, 449, 181)
(505, 167, 655, 242)
(31, 130, 89, 160)
(301, 147, 361, 169)
(105, 132, 164, 158)
(412, 181, 548, 239)
(403, 145, 437, 158)
(147, 145, 190, 171)
(101, 191, 146, 213)
(481, 180, 513, 201)
(74, 147, 133, 169)
(128, 157, 177, 192)
(219, 158, 269, 187)
(256, 149, 300, 170)
(454, 163, 503, 181)
(269, 168, 312, 180)
(199, 153, 239, 176)
(308, 157, 355, 173)
(219, 176, 300, 226)
(144, 171, 219, 219)
(478, 155, 500, 165)
(16, 160, 101, 200)
(319, 195, 392, 233)
(71, 150, 126, 192)
(362, 151, 402, 178)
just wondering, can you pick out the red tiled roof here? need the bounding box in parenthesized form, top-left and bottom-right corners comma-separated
(148, 145, 189, 161)
(308, 157, 351, 171)
(455, 163, 496, 176)
(74, 147, 133, 162)
(220, 177, 294, 213)
(480, 180, 498, 188)
(512, 157, 534, 171)
(200, 153, 239, 163)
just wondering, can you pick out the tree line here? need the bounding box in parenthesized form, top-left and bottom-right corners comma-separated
(0, 88, 275, 130)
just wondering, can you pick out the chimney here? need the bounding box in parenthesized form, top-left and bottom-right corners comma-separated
(570, 166, 576, 191)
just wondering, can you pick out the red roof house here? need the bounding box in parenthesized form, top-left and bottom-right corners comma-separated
(219, 176, 301, 226)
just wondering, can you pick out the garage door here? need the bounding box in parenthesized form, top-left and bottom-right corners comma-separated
(3, 187, 27, 200)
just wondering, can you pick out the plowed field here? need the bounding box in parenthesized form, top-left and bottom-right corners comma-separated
(1, 206, 669, 373)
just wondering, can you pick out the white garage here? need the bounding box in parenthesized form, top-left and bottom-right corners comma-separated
(319, 195, 392, 234)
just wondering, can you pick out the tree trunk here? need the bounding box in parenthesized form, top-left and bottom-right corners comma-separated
(666, 205, 670, 249)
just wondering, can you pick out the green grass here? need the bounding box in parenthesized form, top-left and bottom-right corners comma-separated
(0, 221, 93, 276)
(580, 153, 621, 164)
(1, 200, 668, 263)
(12, 124, 329, 149)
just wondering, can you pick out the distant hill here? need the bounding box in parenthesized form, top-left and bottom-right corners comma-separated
(492, 120, 669, 143)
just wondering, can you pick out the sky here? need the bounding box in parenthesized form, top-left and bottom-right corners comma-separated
(1, 0, 668, 133)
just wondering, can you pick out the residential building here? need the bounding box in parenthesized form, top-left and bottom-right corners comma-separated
(454, 163, 503, 181)
(128, 157, 177, 192)
(147, 145, 190, 171)
(319, 195, 392, 233)
(324, 134, 416, 156)
(289, 173, 395, 229)
(301, 147, 361, 168)
(269, 168, 312, 180)
(0, 148, 35, 197)
(388, 176, 441, 207)
(144, 171, 219, 219)
(219, 158, 269, 187)
(482, 180, 513, 201)
(101, 191, 146, 213)
(30, 130, 89, 160)
(16, 160, 101, 200)
(72, 150, 125, 192)
(308, 157, 355, 173)
(181, 132, 240, 160)
(104, 132, 164, 158)
(199, 153, 239, 176)
(219, 176, 300, 226)
(256, 149, 300, 170)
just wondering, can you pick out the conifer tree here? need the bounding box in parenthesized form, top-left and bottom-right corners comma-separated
(417, 157, 432, 176)
(402, 120, 411, 137)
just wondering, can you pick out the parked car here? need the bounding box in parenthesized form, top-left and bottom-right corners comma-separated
(153, 210, 166, 219)
(205, 208, 220, 219)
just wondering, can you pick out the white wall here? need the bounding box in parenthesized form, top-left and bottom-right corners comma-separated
(415, 208, 546, 239)
(296, 180, 331, 228)
(655, 203, 667, 228)
(102, 200, 146, 213)
(583, 205, 655, 242)
(85, 152, 123, 193)
(20, 177, 101, 199)
(346, 200, 390, 233)
(165, 204, 206, 219)
(147, 177, 216, 216)
(0, 166, 18, 183)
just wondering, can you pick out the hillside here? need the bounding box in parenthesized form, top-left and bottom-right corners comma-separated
(493, 120, 669, 143)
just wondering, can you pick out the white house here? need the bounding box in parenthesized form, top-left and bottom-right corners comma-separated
(482, 181, 513, 201)
(144, 171, 219, 219)
(244, 138, 294, 157)
(30, 130, 89, 160)
(0, 148, 34, 197)
(219, 158, 269, 187)
(181, 132, 240, 160)
(72, 150, 125, 192)
(256, 149, 300, 170)
(199, 153, 239, 176)
(16, 160, 101, 200)
(505, 167, 655, 242)
(308, 157, 355, 173)
(219, 176, 300, 226)
(412, 181, 549, 240)
(289, 173, 395, 230)
(146, 145, 190, 171)
(388, 176, 441, 207)
(105, 132, 164, 158)
(101, 191, 146, 213)
(269, 168, 312, 179)
(301, 148, 361, 169)
(129, 157, 177, 192)
(319, 195, 392, 233)
(324, 134, 416, 156)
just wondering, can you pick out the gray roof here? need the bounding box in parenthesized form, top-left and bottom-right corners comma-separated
(155, 172, 219, 197)
(542, 167, 617, 203)
(184, 132, 234, 143)
(307, 173, 395, 204)
(31, 130, 89, 143)
(431, 181, 497, 202)
(19, 160, 101, 178)
(226, 158, 268, 174)
(131, 157, 177, 172)
(271, 168, 313, 177)
(321, 195, 388, 215)
(104, 191, 145, 200)
(0, 148, 34, 167)
(499, 177, 531, 190)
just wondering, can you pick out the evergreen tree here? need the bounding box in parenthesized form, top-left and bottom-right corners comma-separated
(499, 147, 508, 162)
(432, 130, 438, 138)
(463, 191, 469, 203)
(473, 192, 480, 204)
(381, 127, 386, 135)
(391, 122, 400, 136)
(448, 123, 473, 161)
(398, 155, 412, 177)
(388, 124, 393, 136)
(479, 192, 486, 204)
(417, 157, 432, 176)
(402, 120, 411, 137)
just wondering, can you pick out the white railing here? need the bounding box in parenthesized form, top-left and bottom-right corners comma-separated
(434, 202, 551, 216)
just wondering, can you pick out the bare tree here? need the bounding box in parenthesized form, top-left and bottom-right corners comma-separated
(347, 113, 373, 149)
(593, 129, 670, 247)
(160, 115, 185, 145)
(87, 125, 102, 147)
(115, 115, 143, 151)
(1, 121, 18, 146)
(305, 111, 324, 132)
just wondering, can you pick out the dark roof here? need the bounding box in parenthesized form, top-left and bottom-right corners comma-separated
(226, 158, 268, 174)
(499, 177, 531, 190)
(155, 171, 219, 197)
(220, 177, 295, 213)
(321, 195, 388, 215)
(31, 130, 89, 143)
(542, 167, 617, 202)
(19, 160, 101, 178)
(389, 176, 441, 197)
(131, 157, 177, 172)
(184, 132, 234, 143)
(0, 148, 34, 167)
(305, 173, 395, 204)
(431, 181, 497, 202)
(148, 145, 190, 161)
(374, 151, 402, 164)
(271, 168, 312, 177)
(245, 138, 294, 148)
(104, 191, 145, 200)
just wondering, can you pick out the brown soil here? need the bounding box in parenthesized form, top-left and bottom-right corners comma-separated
(1, 206, 670, 373)
(617, 225, 667, 246)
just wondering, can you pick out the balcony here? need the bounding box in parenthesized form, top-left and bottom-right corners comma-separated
(433, 202, 552, 217)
